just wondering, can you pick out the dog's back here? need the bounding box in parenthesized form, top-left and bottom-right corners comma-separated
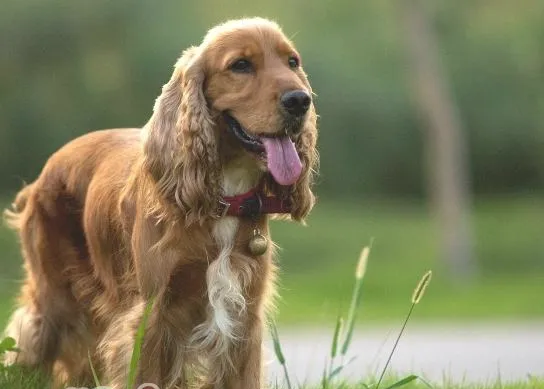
(2, 128, 142, 382)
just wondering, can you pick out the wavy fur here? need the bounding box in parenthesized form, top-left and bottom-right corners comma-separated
(3, 17, 318, 389)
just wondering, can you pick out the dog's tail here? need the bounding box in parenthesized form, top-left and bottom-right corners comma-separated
(4, 184, 33, 231)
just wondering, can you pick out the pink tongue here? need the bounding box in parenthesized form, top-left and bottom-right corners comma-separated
(261, 137, 303, 186)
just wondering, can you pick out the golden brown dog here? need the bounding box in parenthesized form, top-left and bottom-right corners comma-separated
(3, 17, 318, 389)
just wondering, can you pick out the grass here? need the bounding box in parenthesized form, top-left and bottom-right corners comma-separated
(0, 365, 541, 389)
(266, 248, 543, 389)
(270, 194, 544, 324)
(269, 243, 434, 389)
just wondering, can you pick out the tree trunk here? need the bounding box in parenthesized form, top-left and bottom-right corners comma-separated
(399, 0, 476, 282)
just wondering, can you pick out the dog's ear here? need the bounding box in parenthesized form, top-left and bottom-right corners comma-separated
(143, 46, 221, 224)
(263, 70, 319, 222)
(289, 106, 318, 222)
(290, 70, 319, 222)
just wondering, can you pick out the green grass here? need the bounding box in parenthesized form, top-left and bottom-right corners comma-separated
(0, 364, 542, 389)
(271, 195, 544, 324)
(340, 379, 544, 389)
(1, 195, 543, 327)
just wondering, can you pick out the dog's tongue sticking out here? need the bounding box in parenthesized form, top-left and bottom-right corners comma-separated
(261, 137, 303, 186)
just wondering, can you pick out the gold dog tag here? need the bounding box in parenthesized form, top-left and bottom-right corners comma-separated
(248, 229, 268, 256)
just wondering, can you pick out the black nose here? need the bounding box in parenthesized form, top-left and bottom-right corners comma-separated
(280, 90, 311, 117)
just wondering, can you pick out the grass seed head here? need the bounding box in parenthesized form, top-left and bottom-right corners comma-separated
(411, 270, 432, 304)
(355, 246, 370, 280)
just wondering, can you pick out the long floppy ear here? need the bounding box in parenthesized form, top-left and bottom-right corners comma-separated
(290, 104, 319, 221)
(289, 67, 319, 221)
(142, 46, 220, 224)
(263, 73, 319, 222)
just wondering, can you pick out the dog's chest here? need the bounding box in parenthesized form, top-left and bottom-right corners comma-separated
(213, 169, 261, 314)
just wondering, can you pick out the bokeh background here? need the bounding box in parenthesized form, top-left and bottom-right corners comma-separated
(0, 0, 542, 329)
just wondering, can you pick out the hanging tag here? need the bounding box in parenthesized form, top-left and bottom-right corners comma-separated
(248, 228, 268, 256)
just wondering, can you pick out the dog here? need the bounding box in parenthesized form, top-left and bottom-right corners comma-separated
(2, 17, 318, 389)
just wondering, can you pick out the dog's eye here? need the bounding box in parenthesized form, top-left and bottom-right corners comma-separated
(288, 56, 300, 69)
(230, 58, 254, 73)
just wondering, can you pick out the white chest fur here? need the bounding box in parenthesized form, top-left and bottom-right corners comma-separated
(190, 160, 261, 365)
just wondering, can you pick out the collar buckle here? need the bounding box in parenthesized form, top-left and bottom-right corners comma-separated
(239, 194, 263, 219)
(215, 199, 231, 218)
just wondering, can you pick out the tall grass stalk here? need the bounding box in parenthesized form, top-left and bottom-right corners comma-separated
(329, 315, 343, 372)
(340, 243, 371, 358)
(322, 315, 344, 388)
(88, 350, 101, 388)
(322, 244, 371, 388)
(375, 271, 432, 389)
(127, 298, 155, 389)
(270, 321, 293, 389)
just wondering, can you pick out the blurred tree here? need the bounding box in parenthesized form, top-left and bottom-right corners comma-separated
(399, 0, 476, 282)
(0, 0, 542, 199)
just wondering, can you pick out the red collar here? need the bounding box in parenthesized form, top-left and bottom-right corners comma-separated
(217, 187, 291, 218)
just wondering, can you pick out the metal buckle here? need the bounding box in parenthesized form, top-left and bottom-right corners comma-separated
(216, 199, 231, 218)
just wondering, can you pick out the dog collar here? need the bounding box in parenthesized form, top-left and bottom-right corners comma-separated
(217, 187, 291, 218)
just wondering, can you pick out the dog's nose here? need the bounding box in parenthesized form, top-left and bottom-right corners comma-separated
(280, 90, 311, 117)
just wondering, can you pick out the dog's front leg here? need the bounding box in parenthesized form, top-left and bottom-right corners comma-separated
(228, 317, 264, 389)
(205, 316, 263, 389)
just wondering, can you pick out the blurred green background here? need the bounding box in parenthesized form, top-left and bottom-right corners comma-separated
(0, 0, 542, 327)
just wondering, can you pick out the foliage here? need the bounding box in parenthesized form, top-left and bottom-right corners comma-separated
(270, 247, 434, 389)
(0, 337, 50, 388)
(1, 0, 543, 198)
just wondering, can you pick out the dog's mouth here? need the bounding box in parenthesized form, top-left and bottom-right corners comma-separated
(223, 113, 303, 186)
(223, 113, 265, 154)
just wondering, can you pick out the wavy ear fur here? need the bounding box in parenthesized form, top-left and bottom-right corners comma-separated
(263, 71, 319, 223)
(289, 106, 318, 221)
(263, 105, 318, 223)
(143, 47, 220, 224)
(286, 67, 319, 222)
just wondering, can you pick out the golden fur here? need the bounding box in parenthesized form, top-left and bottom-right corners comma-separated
(3, 18, 318, 389)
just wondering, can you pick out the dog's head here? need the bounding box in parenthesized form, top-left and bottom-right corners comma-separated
(143, 18, 318, 223)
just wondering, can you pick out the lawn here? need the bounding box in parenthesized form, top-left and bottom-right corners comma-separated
(0, 364, 542, 389)
(272, 194, 544, 324)
(0, 195, 543, 327)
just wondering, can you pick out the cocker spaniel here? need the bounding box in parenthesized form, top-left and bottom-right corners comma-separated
(3, 17, 318, 389)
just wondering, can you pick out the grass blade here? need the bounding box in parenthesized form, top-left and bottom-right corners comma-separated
(326, 314, 344, 387)
(417, 376, 434, 389)
(270, 321, 286, 365)
(340, 281, 361, 356)
(126, 298, 154, 389)
(376, 271, 432, 389)
(270, 321, 292, 389)
(87, 350, 101, 387)
(328, 356, 357, 380)
(0, 337, 17, 355)
(341, 244, 371, 356)
(383, 375, 418, 389)
(321, 359, 329, 389)
(331, 315, 343, 359)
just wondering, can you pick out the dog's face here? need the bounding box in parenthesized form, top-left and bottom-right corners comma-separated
(203, 19, 315, 186)
(144, 18, 318, 222)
